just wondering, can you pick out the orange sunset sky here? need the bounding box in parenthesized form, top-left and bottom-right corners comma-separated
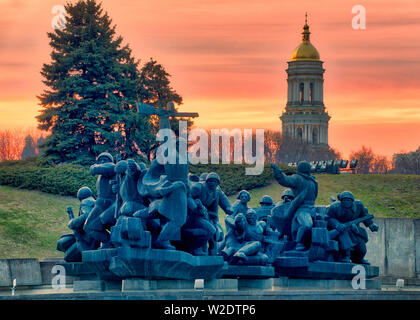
(0, 0, 419, 159)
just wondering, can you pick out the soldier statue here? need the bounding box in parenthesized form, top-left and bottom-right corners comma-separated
(113, 159, 147, 218)
(83, 152, 117, 248)
(326, 191, 379, 264)
(271, 162, 317, 251)
(225, 190, 251, 242)
(268, 189, 295, 240)
(232, 190, 251, 217)
(193, 172, 233, 255)
(138, 153, 188, 249)
(255, 195, 275, 222)
(57, 187, 99, 261)
(221, 210, 269, 265)
(280, 189, 295, 204)
(180, 177, 217, 255)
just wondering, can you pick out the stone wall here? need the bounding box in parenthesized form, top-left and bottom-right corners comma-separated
(0, 258, 42, 287)
(0, 258, 72, 288)
(366, 218, 420, 278)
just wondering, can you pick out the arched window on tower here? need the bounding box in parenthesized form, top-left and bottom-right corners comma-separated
(310, 83, 314, 104)
(312, 128, 318, 145)
(299, 83, 304, 104)
(296, 127, 303, 140)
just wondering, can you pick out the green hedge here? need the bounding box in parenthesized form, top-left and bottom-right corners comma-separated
(0, 159, 96, 197)
(0, 158, 295, 197)
(189, 163, 295, 196)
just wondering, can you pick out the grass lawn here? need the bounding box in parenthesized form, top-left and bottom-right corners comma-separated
(0, 185, 78, 259)
(223, 174, 420, 229)
(0, 174, 419, 259)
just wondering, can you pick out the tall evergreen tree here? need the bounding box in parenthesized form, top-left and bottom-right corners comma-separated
(37, 0, 150, 164)
(139, 58, 183, 108)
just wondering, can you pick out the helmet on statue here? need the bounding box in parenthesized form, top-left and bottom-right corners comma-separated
(96, 152, 114, 163)
(77, 187, 93, 201)
(206, 172, 220, 184)
(260, 195, 274, 206)
(281, 189, 295, 200)
(297, 161, 312, 175)
(338, 191, 355, 201)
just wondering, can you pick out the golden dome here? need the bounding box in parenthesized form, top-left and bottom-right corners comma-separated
(291, 17, 320, 61)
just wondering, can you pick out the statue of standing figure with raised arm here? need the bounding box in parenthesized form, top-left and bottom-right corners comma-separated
(270, 162, 318, 251)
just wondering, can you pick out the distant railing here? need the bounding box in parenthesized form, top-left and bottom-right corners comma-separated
(287, 159, 358, 174)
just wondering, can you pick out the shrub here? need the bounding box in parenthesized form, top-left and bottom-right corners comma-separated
(189, 163, 295, 196)
(0, 159, 295, 197)
(0, 159, 96, 197)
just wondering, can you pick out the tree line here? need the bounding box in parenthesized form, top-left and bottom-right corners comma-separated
(0, 129, 45, 161)
(263, 130, 340, 164)
(348, 145, 420, 175)
(391, 147, 420, 175)
(264, 131, 419, 175)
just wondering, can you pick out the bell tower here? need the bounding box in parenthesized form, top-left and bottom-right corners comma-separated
(280, 14, 330, 145)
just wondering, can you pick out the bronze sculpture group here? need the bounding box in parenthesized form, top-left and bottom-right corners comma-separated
(58, 155, 378, 272)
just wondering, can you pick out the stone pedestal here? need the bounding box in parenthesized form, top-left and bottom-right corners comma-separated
(121, 278, 238, 291)
(221, 265, 275, 290)
(122, 279, 194, 291)
(221, 265, 275, 279)
(206, 279, 238, 290)
(73, 280, 104, 292)
(82, 248, 119, 280)
(108, 247, 225, 280)
(273, 277, 381, 290)
(58, 261, 97, 281)
(274, 255, 380, 280)
(238, 278, 273, 291)
(72, 279, 121, 292)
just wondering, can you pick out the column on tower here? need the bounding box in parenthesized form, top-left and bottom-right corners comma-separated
(306, 124, 310, 142)
(315, 79, 321, 103)
(324, 125, 327, 144)
(319, 124, 323, 144)
(304, 80, 310, 104)
(296, 79, 301, 104)
(321, 124, 327, 144)
(290, 80, 293, 103)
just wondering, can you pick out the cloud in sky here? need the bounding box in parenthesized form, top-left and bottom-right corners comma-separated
(0, 0, 419, 158)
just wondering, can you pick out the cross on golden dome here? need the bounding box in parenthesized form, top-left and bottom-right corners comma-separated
(291, 13, 320, 61)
